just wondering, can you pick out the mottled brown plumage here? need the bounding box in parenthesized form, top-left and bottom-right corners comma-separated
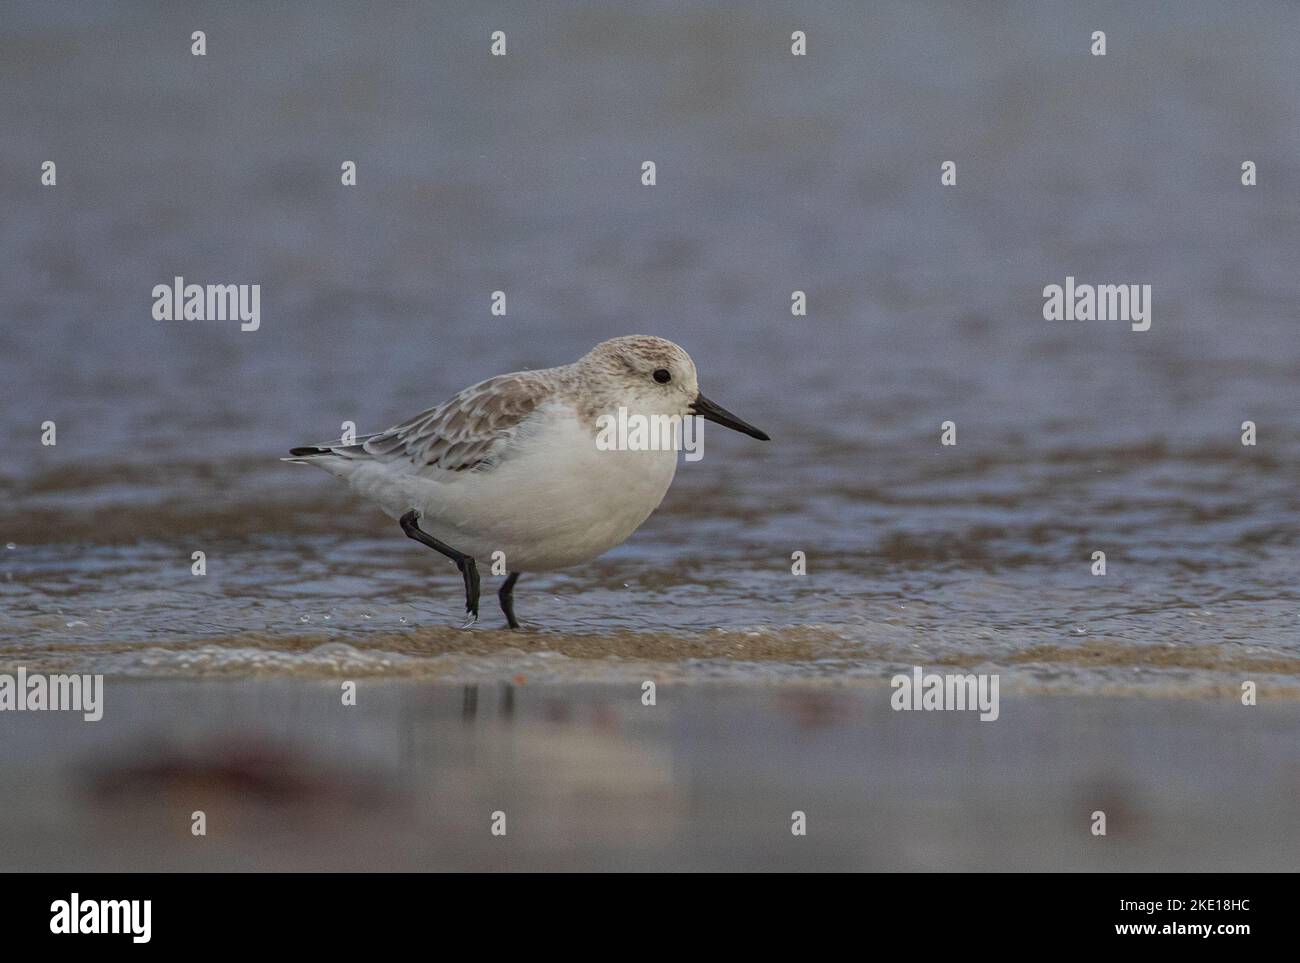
(296, 336, 698, 472)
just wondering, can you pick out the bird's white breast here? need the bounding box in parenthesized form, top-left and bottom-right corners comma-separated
(348, 402, 679, 571)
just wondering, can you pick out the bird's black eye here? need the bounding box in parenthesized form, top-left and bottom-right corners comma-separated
(653, 368, 672, 384)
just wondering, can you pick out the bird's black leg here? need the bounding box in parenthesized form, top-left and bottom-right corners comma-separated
(498, 571, 521, 630)
(399, 511, 479, 625)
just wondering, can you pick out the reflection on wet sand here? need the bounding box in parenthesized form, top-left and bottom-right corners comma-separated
(0, 679, 1294, 871)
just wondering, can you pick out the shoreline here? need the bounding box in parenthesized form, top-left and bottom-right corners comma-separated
(2, 627, 1296, 701)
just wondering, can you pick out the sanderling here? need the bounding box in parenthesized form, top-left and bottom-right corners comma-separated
(284, 335, 769, 628)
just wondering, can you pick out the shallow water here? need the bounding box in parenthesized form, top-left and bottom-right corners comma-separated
(1, 1, 1298, 693)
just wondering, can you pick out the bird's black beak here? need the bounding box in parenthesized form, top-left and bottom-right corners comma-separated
(690, 393, 770, 441)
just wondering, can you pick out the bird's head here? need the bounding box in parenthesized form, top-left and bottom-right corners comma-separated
(578, 335, 769, 440)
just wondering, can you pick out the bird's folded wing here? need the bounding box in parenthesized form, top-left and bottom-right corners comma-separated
(325, 372, 554, 473)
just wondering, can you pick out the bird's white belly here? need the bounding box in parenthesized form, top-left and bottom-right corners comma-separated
(348, 410, 679, 571)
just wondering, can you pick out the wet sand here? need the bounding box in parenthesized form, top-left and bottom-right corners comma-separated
(0, 677, 1295, 872)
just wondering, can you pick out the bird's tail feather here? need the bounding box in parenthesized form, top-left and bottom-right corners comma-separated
(282, 445, 339, 465)
(282, 438, 381, 469)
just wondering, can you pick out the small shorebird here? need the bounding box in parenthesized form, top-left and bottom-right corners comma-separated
(285, 336, 769, 628)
